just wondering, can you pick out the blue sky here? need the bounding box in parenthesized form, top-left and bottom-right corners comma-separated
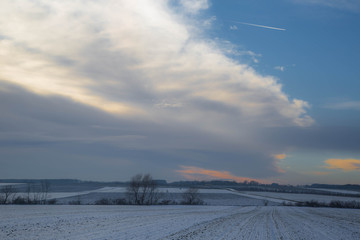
(0, 0, 359, 184)
(210, 0, 360, 105)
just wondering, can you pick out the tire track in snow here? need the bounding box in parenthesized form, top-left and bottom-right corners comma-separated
(163, 207, 284, 240)
(162, 206, 360, 240)
(1, 205, 360, 240)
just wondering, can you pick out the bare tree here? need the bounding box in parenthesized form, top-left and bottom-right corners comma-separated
(0, 185, 17, 204)
(127, 174, 142, 204)
(146, 177, 159, 205)
(26, 181, 50, 204)
(26, 183, 32, 203)
(40, 180, 50, 204)
(127, 174, 158, 205)
(181, 187, 204, 205)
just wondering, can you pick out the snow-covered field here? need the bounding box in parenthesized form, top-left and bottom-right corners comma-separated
(1, 205, 359, 240)
(15, 187, 233, 200)
(310, 188, 360, 195)
(92, 187, 233, 194)
(242, 191, 360, 203)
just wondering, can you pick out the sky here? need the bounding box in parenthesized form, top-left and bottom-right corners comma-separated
(0, 0, 359, 185)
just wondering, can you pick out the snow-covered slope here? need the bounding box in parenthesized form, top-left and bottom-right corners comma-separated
(242, 191, 360, 203)
(1, 205, 359, 240)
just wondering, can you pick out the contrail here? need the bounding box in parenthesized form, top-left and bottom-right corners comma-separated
(230, 20, 286, 31)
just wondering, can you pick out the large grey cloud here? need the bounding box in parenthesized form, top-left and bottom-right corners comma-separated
(262, 126, 360, 153)
(0, 82, 283, 181)
(2, 80, 359, 182)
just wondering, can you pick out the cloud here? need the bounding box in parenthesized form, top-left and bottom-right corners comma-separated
(308, 171, 331, 176)
(324, 101, 360, 111)
(230, 25, 238, 30)
(272, 154, 287, 173)
(324, 159, 360, 171)
(0, 0, 314, 181)
(274, 154, 287, 160)
(262, 126, 360, 153)
(176, 166, 262, 183)
(274, 66, 285, 72)
(0, 0, 312, 131)
(0, 81, 290, 181)
(180, 0, 209, 13)
(238, 50, 261, 64)
(214, 40, 261, 63)
(203, 16, 216, 27)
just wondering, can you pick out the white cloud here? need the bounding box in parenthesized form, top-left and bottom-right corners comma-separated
(213, 40, 261, 63)
(180, 0, 210, 13)
(241, 51, 261, 63)
(230, 25, 238, 30)
(0, 0, 313, 138)
(203, 16, 216, 27)
(275, 66, 285, 72)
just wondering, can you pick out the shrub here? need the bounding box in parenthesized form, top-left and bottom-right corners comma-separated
(113, 198, 128, 205)
(95, 198, 112, 205)
(181, 188, 204, 205)
(159, 199, 177, 205)
(12, 196, 27, 204)
(68, 200, 82, 205)
(47, 199, 57, 205)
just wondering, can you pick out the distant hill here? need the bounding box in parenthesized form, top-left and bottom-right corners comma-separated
(308, 184, 360, 191)
(0, 179, 359, 196)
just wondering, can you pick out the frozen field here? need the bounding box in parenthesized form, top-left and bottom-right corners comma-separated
(14, 187, 274, 206)
(310, 188, 360, 195)
(1, 205, 359, 240)
(242, 191, 360, 203)
(15, 187, 234, 199)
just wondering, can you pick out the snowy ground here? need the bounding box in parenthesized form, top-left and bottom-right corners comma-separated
(241, 191, 360, 203)
(1, 205, 359, 240)
(227, 190, 296, 204)
(15, 187, 232, 200)
(53, 191, 273, 206)
(309, 188, 360, 195)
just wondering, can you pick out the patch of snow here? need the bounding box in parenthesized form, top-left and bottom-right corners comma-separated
(227, 189, 296, 204)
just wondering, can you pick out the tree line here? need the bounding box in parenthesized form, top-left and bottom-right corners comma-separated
(0, 174, 204, 205)
(0, 181, 53, 204)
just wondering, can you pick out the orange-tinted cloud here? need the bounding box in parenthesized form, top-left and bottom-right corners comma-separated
(324, 158, 360, 171)
(275, 166, 286, 173)
(308, 171, 331, 176)
(273, 153, 287, 160)
(272, 153, 286, 173)
(176, 166, 263, 183)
